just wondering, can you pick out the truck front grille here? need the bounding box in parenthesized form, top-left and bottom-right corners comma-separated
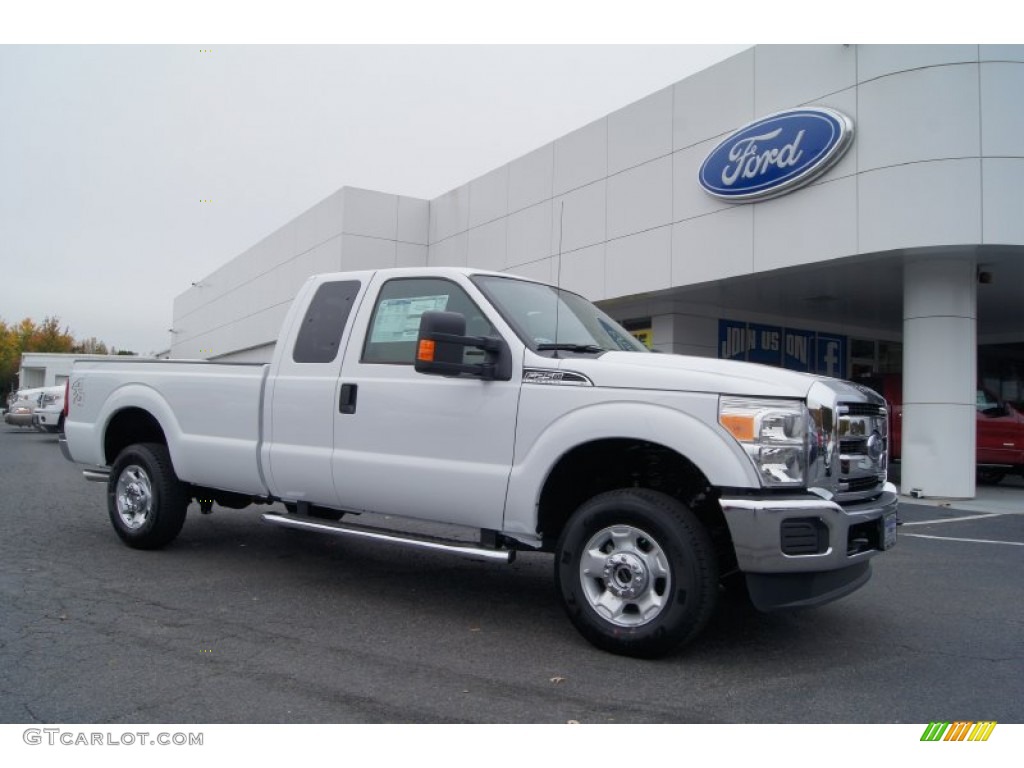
(836, 402, 888, 502)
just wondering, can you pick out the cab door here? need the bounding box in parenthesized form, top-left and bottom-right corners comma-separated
(330, 274, 522, 530)
(264, 277, 367, 505)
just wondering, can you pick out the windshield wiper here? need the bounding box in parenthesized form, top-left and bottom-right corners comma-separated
(536, 343, 604, 353)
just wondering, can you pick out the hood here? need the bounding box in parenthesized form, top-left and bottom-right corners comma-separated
(537, 351, 825, 399)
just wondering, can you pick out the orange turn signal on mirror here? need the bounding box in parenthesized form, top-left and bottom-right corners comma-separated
(720, 414, 756, 442)
(417, 339, 436, 362)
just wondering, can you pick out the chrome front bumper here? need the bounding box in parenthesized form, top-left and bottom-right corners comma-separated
(720, 482, 899, 574)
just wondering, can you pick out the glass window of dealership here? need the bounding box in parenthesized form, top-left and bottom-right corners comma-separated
(173, 45, 1024, 499)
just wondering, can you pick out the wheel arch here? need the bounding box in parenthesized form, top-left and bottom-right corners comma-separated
(97, 384, 182, 468)
(504, 401, 753, 564)
(104, 407, 169, 465)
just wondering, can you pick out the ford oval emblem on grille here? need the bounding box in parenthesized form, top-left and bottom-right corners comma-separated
(698, 107, 854, 203)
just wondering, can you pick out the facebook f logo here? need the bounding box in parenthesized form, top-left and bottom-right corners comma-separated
(816, 335, 846, 378)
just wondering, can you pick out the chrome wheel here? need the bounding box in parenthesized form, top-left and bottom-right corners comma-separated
(115, 464, 153, 530)
(579, 524, 671, 627)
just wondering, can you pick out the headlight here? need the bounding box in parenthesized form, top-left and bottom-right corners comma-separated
(719, 397, 808, 487)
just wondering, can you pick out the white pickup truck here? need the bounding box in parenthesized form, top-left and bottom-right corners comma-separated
(60, 267, 897, 657)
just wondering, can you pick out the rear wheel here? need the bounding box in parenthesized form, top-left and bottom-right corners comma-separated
(107, 443, 188, 549)
(555, 489, 718, 658)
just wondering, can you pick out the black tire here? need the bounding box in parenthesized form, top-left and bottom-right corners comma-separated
(555, 488, 718, 658)
(107, 443, 189, 549)
(976, 468, 1006, 485)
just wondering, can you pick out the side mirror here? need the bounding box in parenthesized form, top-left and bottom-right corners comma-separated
(414, 311, 512, 381)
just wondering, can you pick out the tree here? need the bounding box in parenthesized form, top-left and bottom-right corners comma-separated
(0, 316, 123, 404)
(29, 316, 75, 353)
(0, 321, 19, 404)
(73, 337, 109, 355)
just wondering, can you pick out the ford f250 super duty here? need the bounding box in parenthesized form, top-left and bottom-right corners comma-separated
(60, 267, 897, 657)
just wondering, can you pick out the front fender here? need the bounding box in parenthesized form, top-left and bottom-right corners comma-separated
(502, 396, 759, 538)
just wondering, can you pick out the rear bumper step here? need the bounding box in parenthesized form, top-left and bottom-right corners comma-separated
(261, 513, 515, 563)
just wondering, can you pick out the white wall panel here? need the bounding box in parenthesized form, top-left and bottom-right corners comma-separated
(213, 342, 276, 364)
(427, 231, 468, 267)
(396, 242, 428, 268)
(429, 185, 470, 244)
(340, 234, 397, 271)
(858, 160, 982, 253)
(467, 218, 507, 272)
(506, 201, 552, 267)
(295, 195, 333, 255)
(553, 118, 607, 195)
(672, 207, 753, 286)
(806, 87, 858, 181)
(306, 236, 343, 274)
(754, 176, 857, 272)
(606, 226, 671, 299)
(980, 44, 1024, 63)
(673, 48, 754, 150)
(981, 63, 1024, 157)
(608, 87, 672, 175)
(982, 159, 1024, 244)
(858, 65, 980, 172)
(551, 181, 606, 255)
(340, 188, 398, 240)
(468, 165, 509, 227)
(508, 142, 553, 213)
(673, 138, 733, 222)
(858, 45, 978, 82)
(397, 196, 429, 244)
(558, 244, 605, 301)
(754, 45, 856, 116)
(247, 237, 277, 281)
(507, 257, 553, 284)
(607, 156, 672, 240)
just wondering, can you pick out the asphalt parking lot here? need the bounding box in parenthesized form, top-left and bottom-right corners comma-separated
(1, 426, 1021, 723)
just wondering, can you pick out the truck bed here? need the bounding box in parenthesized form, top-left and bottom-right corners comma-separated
(63, 359, 269, 496)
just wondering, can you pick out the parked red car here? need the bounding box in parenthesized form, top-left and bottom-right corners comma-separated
(861, 374, 1024, 484)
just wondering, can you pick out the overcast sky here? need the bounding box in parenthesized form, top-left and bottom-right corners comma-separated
(0, 44, 750, 354)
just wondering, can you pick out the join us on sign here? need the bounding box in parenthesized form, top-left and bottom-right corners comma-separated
(719, 320, 847, 379)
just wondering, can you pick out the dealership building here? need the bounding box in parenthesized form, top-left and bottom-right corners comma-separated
(171, 44, 1024, 499)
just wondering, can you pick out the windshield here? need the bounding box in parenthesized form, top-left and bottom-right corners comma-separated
(473, 275, 648, 354)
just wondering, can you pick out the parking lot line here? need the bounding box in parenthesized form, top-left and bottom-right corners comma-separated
(901, 533, 1024, 546)
(901, 513, 1005, 526)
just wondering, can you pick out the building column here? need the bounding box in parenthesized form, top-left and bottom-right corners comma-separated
(901, 255, 977, 498)
(651, 313, 718, 357)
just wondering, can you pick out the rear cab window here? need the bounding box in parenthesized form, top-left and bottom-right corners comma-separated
(292, 280, 362, 363)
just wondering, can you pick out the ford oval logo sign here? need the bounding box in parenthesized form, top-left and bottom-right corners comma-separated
(699, 108, 854, 203)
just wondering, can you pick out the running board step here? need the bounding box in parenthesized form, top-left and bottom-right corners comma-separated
(261, 513, 515, 563)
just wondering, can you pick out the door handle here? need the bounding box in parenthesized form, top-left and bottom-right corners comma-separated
(339, 383, 358, 414)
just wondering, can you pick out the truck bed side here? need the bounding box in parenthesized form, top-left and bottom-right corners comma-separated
(64, 359, 269, 496)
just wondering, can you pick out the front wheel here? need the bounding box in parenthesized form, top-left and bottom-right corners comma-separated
(107, 443, 189, 549)
(555, 489, 718, 658)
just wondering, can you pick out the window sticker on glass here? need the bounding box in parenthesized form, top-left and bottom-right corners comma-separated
(370, 295, 450, 343)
